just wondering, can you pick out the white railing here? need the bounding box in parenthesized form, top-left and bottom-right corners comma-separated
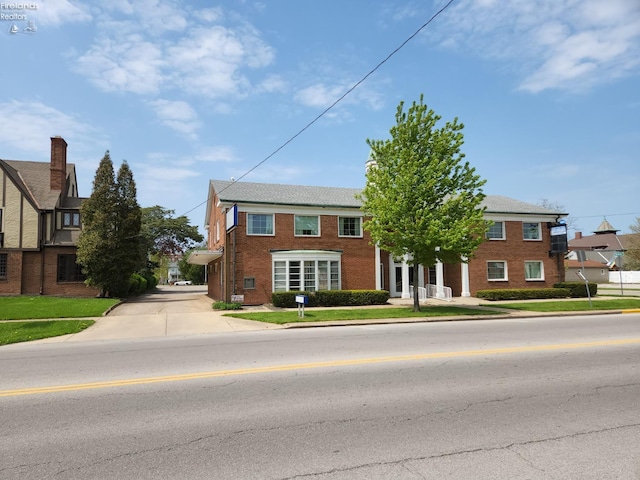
(410, 286, 428, 301)
(409, 285, 452, 302)
(426, 284, 452, 302)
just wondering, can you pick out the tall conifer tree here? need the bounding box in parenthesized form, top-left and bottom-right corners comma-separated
(77, 153, 142, 296)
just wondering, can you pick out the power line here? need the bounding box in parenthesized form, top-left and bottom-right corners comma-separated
(180, 0, 456, 217)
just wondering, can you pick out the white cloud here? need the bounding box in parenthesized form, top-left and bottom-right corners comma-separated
(148, 99, 201, 138)
(433, 0, 640, 93)
(294, 82, 385, 118)
(194, 146, 238, 163)
(71, 4, 274, 99)
(37, 0, 92, 27)
(0, 101, 105, 158)
(75, 35, 165, 94)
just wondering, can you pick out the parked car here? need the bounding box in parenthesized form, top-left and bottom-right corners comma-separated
(174, 280, 192, 286)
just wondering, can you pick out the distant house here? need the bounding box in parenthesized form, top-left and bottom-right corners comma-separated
(567, 219, 636, 283)
(194, 177, 568, 305)
(0, 137, 99, 297)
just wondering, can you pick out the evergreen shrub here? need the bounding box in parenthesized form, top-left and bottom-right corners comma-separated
(272, 290, 389, 308)
(476, 288, 571, 301)
(553, 282, 597, 298)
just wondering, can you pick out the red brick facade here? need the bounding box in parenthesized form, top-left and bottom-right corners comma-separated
(0, 248, 99, 297)
(203, 181, 566, 305)
(206, 192, 376, 305)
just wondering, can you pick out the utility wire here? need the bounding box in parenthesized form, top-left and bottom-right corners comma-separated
(180, 0, 456, 217)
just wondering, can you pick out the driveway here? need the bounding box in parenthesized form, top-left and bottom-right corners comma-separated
(43, 285, 279, 343)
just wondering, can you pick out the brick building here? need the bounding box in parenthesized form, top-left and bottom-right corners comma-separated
(193, 180, 567, 305)
(0, 137, 99, 297)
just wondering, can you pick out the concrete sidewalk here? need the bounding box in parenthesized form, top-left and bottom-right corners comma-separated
(18, 284, 640, 344)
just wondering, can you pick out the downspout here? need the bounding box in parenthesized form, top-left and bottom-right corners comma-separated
(39, 212, 45, 295)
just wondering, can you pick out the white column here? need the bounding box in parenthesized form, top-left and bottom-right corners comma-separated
(418, 265, 425, 288)
(375, 245, 382, 290)
(401, 256, 411, 299)
(436, 260, 444, 298)
(461, 256, 471, 297)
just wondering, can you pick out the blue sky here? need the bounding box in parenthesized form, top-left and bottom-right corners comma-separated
(1, 0, 639, 236)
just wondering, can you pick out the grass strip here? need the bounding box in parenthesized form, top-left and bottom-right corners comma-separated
(0, 296, 119, 320)
(487, 299, 640, 312)
(225, 306, 499, 324)
(0, 320, 95, 345)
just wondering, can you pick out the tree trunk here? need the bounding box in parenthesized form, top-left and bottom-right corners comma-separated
(412, 262, 421, 312)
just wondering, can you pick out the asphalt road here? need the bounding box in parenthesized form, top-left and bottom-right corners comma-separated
(2, 314, 640, 479)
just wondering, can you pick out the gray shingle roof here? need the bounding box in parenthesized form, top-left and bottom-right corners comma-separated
(210, 180, 567, 216)
(211, 180, 362, 208)
(480, 195, 566, 215)
(2, 159, 76, 210)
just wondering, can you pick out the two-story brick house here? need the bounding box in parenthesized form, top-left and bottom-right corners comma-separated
(196, 179, 567, 305)
(0, 137, 99, 297)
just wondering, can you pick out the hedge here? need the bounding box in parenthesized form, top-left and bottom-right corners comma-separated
(553, 281, 597, 298)
(476, 288, 571, 301)
(272, 290, 390, 308)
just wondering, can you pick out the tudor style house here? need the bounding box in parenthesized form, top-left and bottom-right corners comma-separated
(196, 179, 568, 305)
(0, 137, 98, 297)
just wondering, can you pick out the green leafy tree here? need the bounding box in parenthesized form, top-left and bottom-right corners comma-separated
(359, 95, 488, 311)
(178, 248, 207, 284)
(139, 206, 203, 284)
(77, 153, 142, 297)
(141, 206, 204, 257)
(626, 217, 640, 270)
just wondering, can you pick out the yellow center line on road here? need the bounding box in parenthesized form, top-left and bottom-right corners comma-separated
(3, 337, 640, 397)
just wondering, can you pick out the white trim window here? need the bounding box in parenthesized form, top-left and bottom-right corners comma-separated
(524, 261, 544, 281)
(523, 222, 541, 241)
(272, 250, 341, 292)
(247, 213, 274, 235)
(338, 216, 362, 237)
(294, 215, 320, 236)
(486, 221, 505, 240)
(487, 261, 508, 281)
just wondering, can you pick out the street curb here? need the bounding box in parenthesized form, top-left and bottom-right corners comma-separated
(280, 309, 626, 328)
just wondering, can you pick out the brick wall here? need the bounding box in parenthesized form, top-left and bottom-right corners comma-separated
(0, 251, 23, 295)
(231, 212, 376, 305)
(465, 221, 561, 294)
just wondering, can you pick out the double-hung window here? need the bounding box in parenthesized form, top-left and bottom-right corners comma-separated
(486, 221, 505, 240)
(523, 222, 541, 241)
(338, 217, 362, 237)
(524, 261, 544, 280)
(294, 215, 319, 236)
(247, 213, 274, 235)
(487, 261, 507, 281)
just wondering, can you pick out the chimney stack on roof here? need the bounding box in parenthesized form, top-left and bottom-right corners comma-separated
(50, 136, 67, 191)
(575, 232, 582, 240)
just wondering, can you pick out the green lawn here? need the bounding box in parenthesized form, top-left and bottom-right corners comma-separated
(0, 320, 95, 345)
(225, 306, 500, 324)
(0, 296, 120, 320)
(487, 298, 640, 312)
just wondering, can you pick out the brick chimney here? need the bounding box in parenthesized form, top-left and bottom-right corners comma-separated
(575, 231, 582, 240)
(50, 136, 67, 191)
